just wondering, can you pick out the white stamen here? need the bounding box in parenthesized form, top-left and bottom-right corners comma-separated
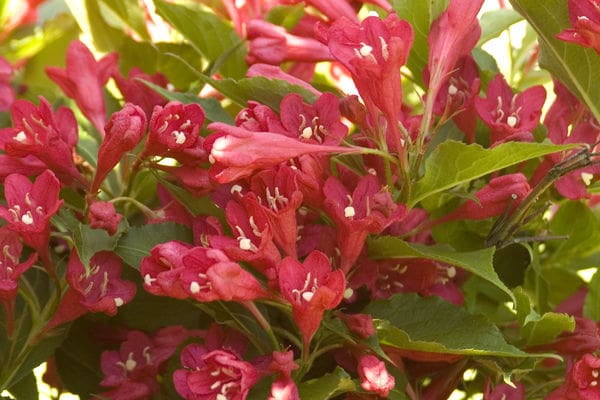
(582, 172, 594, 186)
(300, 126, 313, 139)
(13, 131, 27, 142)
(230, 184, 243, 194)
(209, 154, 216, 164)
(591, 380, 598, 387)
(144, 274, 156, 286)
(172, 130, 186, 145)
(448, 84, 458, 95)
(210, 381, 222, 390)
(593, 369, 599, 378)
(506, 115, 518, 128)
(125, 353, 137, 371)
(21, 212, 34, 225)
(379, 36, 389, 60)
(344, 206, 356, 218)
(114, 297, 124, 307)
(190, 281, 201, 294)
(447, 267, 456, 278)
(359, 42, 373, 57)
(239, 238, 252, 250)
(302, 291, 314, 302)
(344, 288, 354, 299)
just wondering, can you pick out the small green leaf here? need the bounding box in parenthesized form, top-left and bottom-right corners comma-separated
(197, 74, 319, 112)
(515, 287, 575, 347)
(265, 3, 305, 30)
(584, 271, 600, 321)
(64, 0, 125, 52)
(297, 367, 356, 400)
(140, 80, 234, 124)
(99, 0, 149, 40)
(390, 0, 430, 88)
(7, 372, 38, 400)
(365, 293, 531, 357)
(409, 141, 576, 207)
(510, 0, 600, 122)
(478, 8, 523, 46)
(368, 236, 514, 302)
(114, 222, 193, 269)
(153, 0, 246, 79)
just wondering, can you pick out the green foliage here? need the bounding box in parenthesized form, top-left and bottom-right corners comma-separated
(297, 367, 356, 400)
(365, 293, 530, 357)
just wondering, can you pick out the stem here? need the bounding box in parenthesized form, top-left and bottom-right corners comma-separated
(110, 196, 159, 218)
(242, 301, 281, 351)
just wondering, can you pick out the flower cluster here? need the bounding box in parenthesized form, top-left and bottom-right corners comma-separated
(1, 0, 600, 399)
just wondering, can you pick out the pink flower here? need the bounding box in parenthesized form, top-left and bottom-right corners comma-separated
(0, 170, 63, 253)
(426, 0, 484, 99)
(338, 313, 376, 339)
(528, 317, 600, 357)
(46, 40, 118, 134)
(483, 381, 525, 400)
(180, 247, 267, 302)
(88, 201, 122, 236)
(572, 354, 600, 399)
(475, 74, 546, 146)
(0, 97, 83, 185)
(112, 67, 169, 117)
(0, 227, 37, 302)
(321, 13, 413, 151)
(206, 122, 355, 183)
(173, 344, 258, 400)
(0, 56, 15, 111)
(92, 103, 147, 192)
(282, 0, 358, 22)
(279, 250, 346, 347)
(141, 241, 192, 299)
(324, 174, 406, 271)
(442, 173, 531, 221)
(144, 101, 206, 165)
(557, 0, 600, 55)
(279, 92, 348, 145)
(246, 19, 333, 65)
(46, 251, 136, 330)
(246, 64, 322, 96)
(357, 355, 395, 397)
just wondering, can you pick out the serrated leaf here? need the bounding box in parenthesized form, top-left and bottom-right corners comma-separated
(514, 287, 575, 347)
(114, 222, 193, 269)
(140, 80, 234, 124)
(478, 8, 523, 46)
(297, 367, 356, 400)
(198, 74, 319, 112)
(509, 0, 600, 122)
(584, 271, 600, 321)
(365, 293, 530, 357)
(368, 236, 514, 302)
(409, 141, 576, 207)
(153, 0, 246, 79)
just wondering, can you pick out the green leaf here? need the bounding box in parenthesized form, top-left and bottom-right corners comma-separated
(478, 9, 523, 46)
(157, 178, 223, 218)
(509, 0, 600, 122)
(515, 287, 575, 347)
(64, 0, 125, 52)
(365, 293, 530, 357)
(265, 3, 305, 30)
(368, 236, 514, 302)
(53, 210, 122, 271)
(114, 222, 193, 269)
(197, 74, 319, 112)
(390, 0, 430, 88)
(584, 271, 600, 321)
(547, 201, 600, 267)
(409, 141, 576, 207)
(7, 372, 38, 400)
(140, 80, 234, 124)
(99, 0, 150, 40)
(297, 367, 356, 400)
(153, 0, 246, 79)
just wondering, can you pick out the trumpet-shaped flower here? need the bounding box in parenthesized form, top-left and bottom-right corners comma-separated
(557, 0, 600, 55)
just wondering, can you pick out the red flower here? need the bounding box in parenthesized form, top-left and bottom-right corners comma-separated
(180, 247, 267, 302)
(442, 173, 531, 221)
(324, 174, 406, 271)
(246, 19, 333, 65)
(0, 227, 37, 302)
(279, 250, 346, 347)
(46, 40, 118, 134)
(206, 121, 356, 183)
(357, 355, 395, 397)
(483, 381, 525, 400)
(46, 251, 136, 330)
(0, 170, 63, 253)
(88, 200, 122, 236)
(321, 13, 413, 151)
(112, 67, 169, 118)
(557, 0, 600, 55)
(0, 96, 83, 185)
(92, 103, 147, 192)
(0, 56, 15, 111)
(426, 0, 484, 100)
(173, 345, 258, 400)
(141, 241, 191, 299)
(144, 101, 206, 165)
(573, 354, 600, 399)
(475, 74, 546, 146)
